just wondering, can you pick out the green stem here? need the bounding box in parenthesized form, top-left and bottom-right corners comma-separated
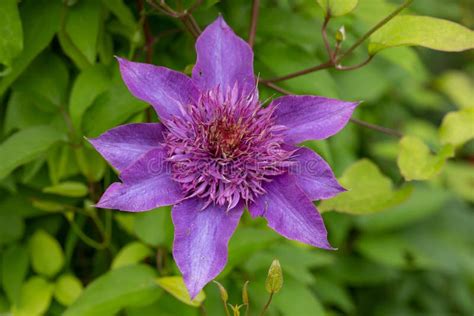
(259, 293, 274, 316)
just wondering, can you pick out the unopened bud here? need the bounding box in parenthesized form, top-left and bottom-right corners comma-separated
(242, 281, 249, 305)
(335, 26, 346, 43)
(213, 280, 228, 303)
(265, 259, 283, 294)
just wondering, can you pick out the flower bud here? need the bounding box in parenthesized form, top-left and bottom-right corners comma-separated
(265, 259, 283, 294)
(242, 280, 249, 305)
(336, 25, 346, 43)
(213, 280, 228, 303)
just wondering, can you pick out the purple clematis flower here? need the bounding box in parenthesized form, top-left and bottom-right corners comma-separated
(90, 16, 358, 298)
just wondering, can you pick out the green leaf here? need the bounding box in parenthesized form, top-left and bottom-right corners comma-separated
(43, 181, 88, 198)
(0, 0, 23, 72)
(316, 0, 358, 17)
(0, 215, 24, 245)
(54, 274, 83, 306)
(273, 276, 325, 316)
(355, 185, 450, 232)
(133, 207, 173, 247)
(439, 108, 474, 146)
(69, 65, 111, 131)
(0, 0, 61, 96)
(0, 126, 66, 180)
(397, 136, 454, 181)
(64, 265, 160, 316)
(83, 82, 148, 137)
(443, 162, 474, 202)
(436, 71, 474, 109)
(13, 52, 69, 110)
(2, 244, 29, 305)
(111, 242, 153, 270)
(13, 276, 54, 316)
(29, 230, 65, 277)
(64, 0, 102, 64)
(369, 15, 474, 54)
(75, 146, 107, 182)
(156, 276, 206, 307)
(102, 0, 137, 32)
(319, 159, 412, 214)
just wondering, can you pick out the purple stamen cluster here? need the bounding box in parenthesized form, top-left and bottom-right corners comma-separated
(164, 85, 295, 210)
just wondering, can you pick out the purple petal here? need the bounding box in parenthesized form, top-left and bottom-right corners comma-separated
(192, 16, 255, 95)
(271, 95, 359, 144)
(172, 198, 243, 299)
(289, 146, 345, 200)
(96, 148, 182, 211)
(88, 123, 165, 172)
(117, 57, 200, 121)
(249, 174, 333, 249)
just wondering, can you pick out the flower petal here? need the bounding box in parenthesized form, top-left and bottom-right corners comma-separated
(172, 198, 243, 299)
(290, 146, 345, 200)
(88, 123, 165, 172)
(96, 148, 182, 211)
(117, 57, 200, 120)
(192, 16, 255, 95)
(249, 174, 333, 249)
(271, 95, 359, 144)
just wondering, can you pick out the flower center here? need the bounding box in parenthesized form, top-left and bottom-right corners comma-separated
(164, 87, 294, 209)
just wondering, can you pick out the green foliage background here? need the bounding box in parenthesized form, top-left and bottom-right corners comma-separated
(0, 0, 473, 315)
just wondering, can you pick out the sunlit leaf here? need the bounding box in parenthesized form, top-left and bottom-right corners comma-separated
(111, 242, 153, 270)
(369, 15, 474, 54)
(54, 274, 84, 306)
(436, 71, 474, 109)
(397, 136, 454, 181)
(29, 230, 65, 278)
(1, 244, 29, 305)
(156, 276, 206, 307)
(319, 159, 412, 214)
(64, 265, 160, 316)
(0, 126, 66, 180)
(64, 0, 102, 64)
(439, 108, 474, 146)
(0, 0, 23, 73)
(317, 0, 358, 17)
(69, 65, 111, 131)
(13, 276, 54, 316)
(443, 162, 474, 202)
(0, 0, 61, 95)
(43, 181, 88, 198)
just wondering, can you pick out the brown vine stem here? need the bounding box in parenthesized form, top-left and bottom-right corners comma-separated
(261, 0, 413, 83)
(336, 0, 414, 63)
(248, 0, 260, 47)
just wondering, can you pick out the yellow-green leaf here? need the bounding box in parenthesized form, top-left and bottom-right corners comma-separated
(443, 162, 474, 202)
(319, 159, 412, 214)
(29, 230, 65, 277)
(43, 181, 88, 197)
(54, 274, 83, 306)
(369, 15, 474, 54)
(156, 276, 206, 307)
(0, 0, 23, 72)
(436, 71, 474, 109)
(439, 108, 474, 146)
(397, 136, 454, 181)
(317, 0, 358, 17)
(0, 126, 66, 180)
(111, 242, 152, 270)
(13, 276, 54, 316)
